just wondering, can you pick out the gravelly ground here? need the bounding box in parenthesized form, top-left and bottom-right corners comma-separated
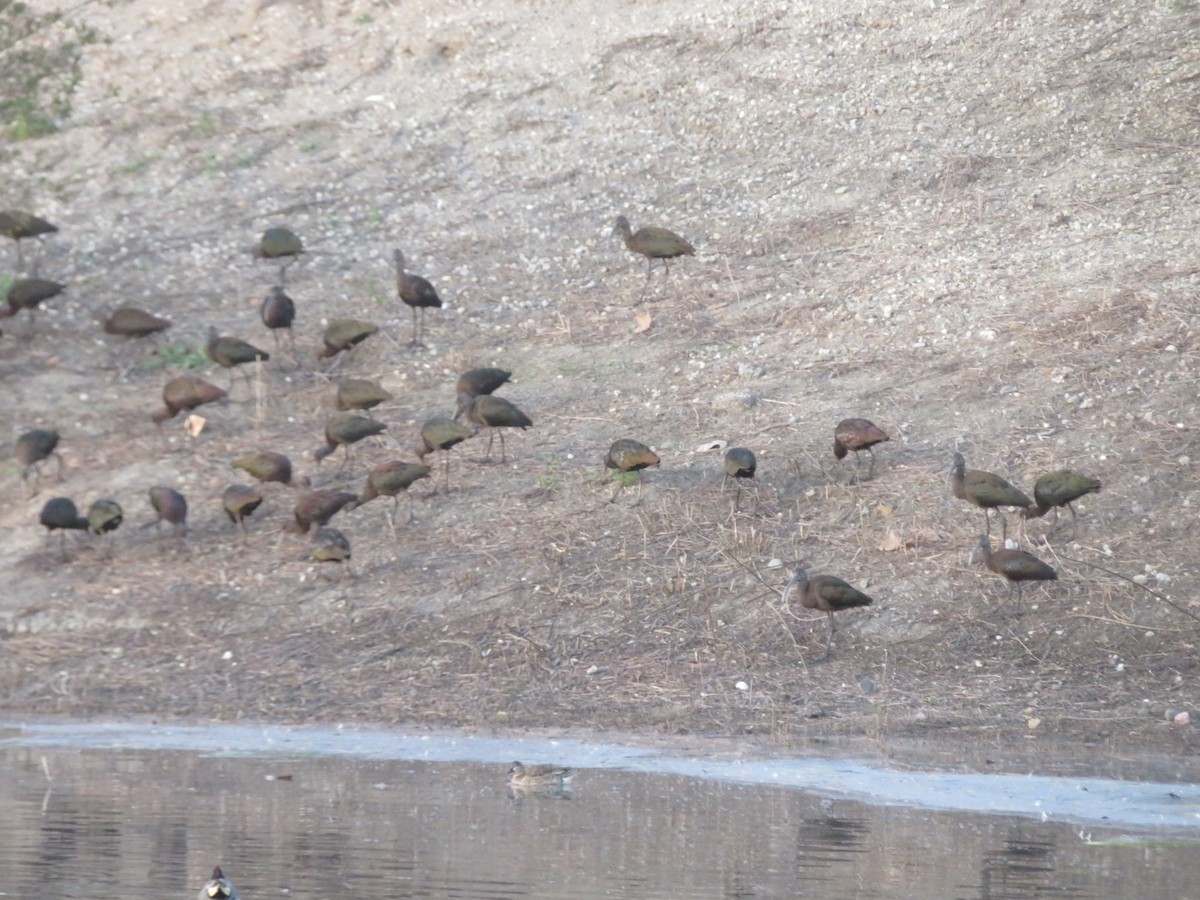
(2, 0, 1198, 761)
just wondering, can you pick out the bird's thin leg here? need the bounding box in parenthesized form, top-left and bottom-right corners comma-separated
(498, 430, 508, 463)
(1001, 513, 1009, 542)
(823, 613, 835, 660)
(732, 480, 742, 513)
(751, 478, 761, 511)
(867, 448, 877, 478)
(442, 453, 452, 488)
(407, 493, 417, 525)
(983, 509, 991, 537)
(484, 430, 495, 461)
(15, 240, 24, 271)
(386, 502, 397, 539)
(609, 478, 624, 503)
(58, 531, 68, 563)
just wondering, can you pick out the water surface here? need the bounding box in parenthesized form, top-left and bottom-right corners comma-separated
(0, 722, 1195, 898)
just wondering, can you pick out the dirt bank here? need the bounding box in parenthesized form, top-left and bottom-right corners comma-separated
(2, 0, 1198, 759)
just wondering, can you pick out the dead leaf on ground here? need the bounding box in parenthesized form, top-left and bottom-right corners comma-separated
(633, 312, 652, 333)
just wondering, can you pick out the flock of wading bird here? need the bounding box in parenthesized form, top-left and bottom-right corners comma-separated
(7, 209, 1101, 654)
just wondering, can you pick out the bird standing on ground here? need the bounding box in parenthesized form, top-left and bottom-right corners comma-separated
(320, 318, 379, 364)
(461, 395, 532, 462)
(949, 452, 1032, 537)
(723, 447, 758, 510)
(197, 865, 239, 900)
(253, 227, 303, 285)
(507, 761, 574, 788)
(336, 379, 392, 412)
(416, 417, 473, 488)
(313, 413, 387, 470)
(100, 306, 171, 339)
(260, 285, 296, 354)
(1023, 470, 1102, 528)
(311, 526, 353, 576)
(15, 428, 62, 495)
(833, 419, 890, 480)
(2, 278, 65, 332)
(359, 460, 432, 531)
(393, 248, 442, 347)
(87, 499, 124, 558)
(312, 527, 351, 558)
(152, 375, 227, 424)
(977, 534, 1057, 612)
(604, 438, 660, 501)
(612, 214, 694, 301)
(453, 367, 512, 419)
(222, 484, 264, 536)
(39, 497, 88, 560)
(145, 486, 188, 537)
(87, 499, 123, 534)
(289, 490, 358, 535)
(0, 209, 57, 270)
(232, 450, 304, 487)
(783, 565, 874, 659)
(206, 326, 269, 390)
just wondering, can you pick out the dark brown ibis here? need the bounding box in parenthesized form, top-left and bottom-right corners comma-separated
(311, 527, 353, 578)
(145, 486, 188, 537)
(232, 450, 305, 487)
(393, 248, 442, 347)
(723, 446, 758, 510)
(313, 413, 387, 470)
(289, 490, 357, 535)
(206, 326, 269, 389)
(950, 452, 1032, 537)
(1023, 470, 1102, 528)
(101, 306, 171, 339)
(15, 428, 62, 495)
(336, 378, 392, 412)
(453, 367, 513, 419)
(2, 278, 65, 332)
(87, 499, 123, 535)
(87, 498, 123, 558)
(222, 484, 264, 537)
(152, 375, 227, 424)
(359, 460, 431, 530)
(461, 395, 532, 462)
(978, 535, 1057, 612)
(39, 496, 88, 561)
(604, 438, 660, 501)
(833, 418, 889, 479)
(259, 286, 296, 354)
(320, 318, 379, 364)
(0, 209, 57, 269)
(253, 227, 303, 285)
(613, 214, 694, 301)
(783, 565, 874, 659)
(416, 417, 473, 488)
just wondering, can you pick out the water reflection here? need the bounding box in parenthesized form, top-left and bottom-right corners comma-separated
(0, 743, 1193, 898)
